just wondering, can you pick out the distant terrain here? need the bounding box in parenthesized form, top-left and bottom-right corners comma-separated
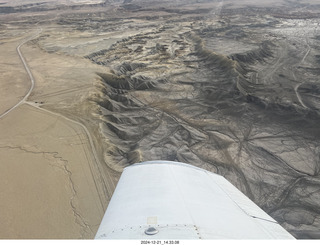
(1, 0, 320, 239)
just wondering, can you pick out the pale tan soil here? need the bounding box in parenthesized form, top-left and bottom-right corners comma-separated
(0, 25, 119, 238)
(0, 104, 103, 238)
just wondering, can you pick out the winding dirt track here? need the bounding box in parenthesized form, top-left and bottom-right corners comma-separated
(0, 28, 42, 119)
(1, 28, 116, 209)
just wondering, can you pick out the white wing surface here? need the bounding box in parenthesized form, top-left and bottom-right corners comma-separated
(95, 160, 295, 239)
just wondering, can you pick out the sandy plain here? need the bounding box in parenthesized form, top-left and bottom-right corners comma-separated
(0, 104, 104, 238)
(0, 17, 120, 238)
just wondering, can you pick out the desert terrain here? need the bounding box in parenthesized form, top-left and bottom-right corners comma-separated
(1, 0, 320, 239)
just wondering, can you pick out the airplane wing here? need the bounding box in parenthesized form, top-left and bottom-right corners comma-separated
(95, 160, 295, 239)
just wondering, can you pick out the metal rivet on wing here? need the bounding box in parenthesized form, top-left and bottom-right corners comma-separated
(145, 227, 159, 235)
